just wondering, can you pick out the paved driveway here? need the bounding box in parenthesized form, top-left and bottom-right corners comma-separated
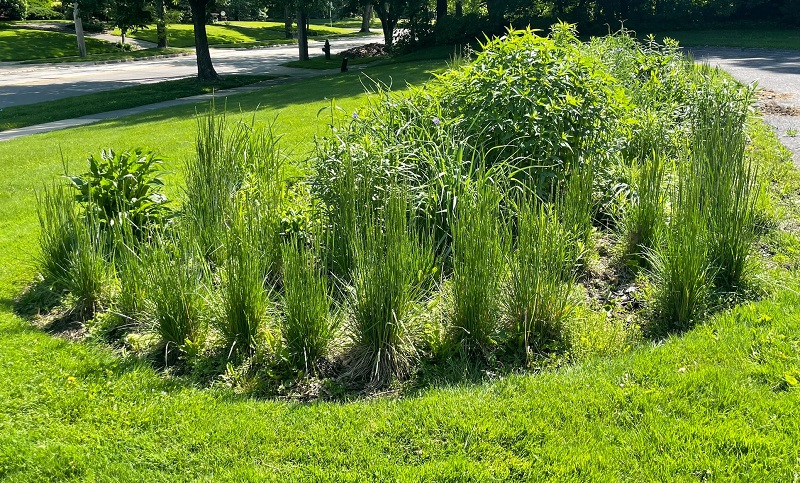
(0, 36, 379, 109)
(691, 47, 800, 167)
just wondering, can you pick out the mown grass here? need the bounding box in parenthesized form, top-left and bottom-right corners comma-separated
(19, 47, 191, 65)
(118, 20, 364, 48)
(655, 28, 800, 50)
(1, 57, 800, 480)
(0, 29, 119, 61)
(0, 75, 276, 132)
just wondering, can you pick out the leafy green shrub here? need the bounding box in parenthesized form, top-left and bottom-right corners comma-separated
(68, 148, 169, 236)
(26, 0, 60, 19)
(281, 237, 334, 373)
(429, 24, 629, 187)
(449, 178, 507, 356)
(505, 197, 576, 355)
(0, 0, 27, 19)
(345, 191, 433, 387)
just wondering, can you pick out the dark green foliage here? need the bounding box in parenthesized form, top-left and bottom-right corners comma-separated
(68, 148, 169, 236)
(0, 0, 27, 19)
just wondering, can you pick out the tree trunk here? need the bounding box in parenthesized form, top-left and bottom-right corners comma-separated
(284, 4, 293, 38)
(374, 2, 394, 48)
(455, 0, 462, 16)
(156, 21, 168, 47)
(156, 0, 168, 47)
(360, 4, 372, 32)
(189, 0, 220, 81)
(297, 10, 309, 61)
(436, 0, 447, 20)
(121, 28, 126, 44)
(381, 18, 393, 48)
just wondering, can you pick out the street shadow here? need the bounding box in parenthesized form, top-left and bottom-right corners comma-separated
(690, 47, 800, 76)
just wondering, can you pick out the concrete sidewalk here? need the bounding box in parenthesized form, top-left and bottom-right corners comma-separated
(0, 66, 362, 142)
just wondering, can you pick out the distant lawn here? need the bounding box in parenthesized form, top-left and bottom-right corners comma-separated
(0, 75, 276, 132)
(655, 28, 800, 50)
(119, 21, 362, 48)
(0, 29, 118, 61)
(19, 47, 191, 64)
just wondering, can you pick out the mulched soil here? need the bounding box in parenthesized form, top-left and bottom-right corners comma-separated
(339, 43, 386, 58)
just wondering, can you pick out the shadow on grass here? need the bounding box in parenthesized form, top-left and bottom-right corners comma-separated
(94, 61, 442, 129)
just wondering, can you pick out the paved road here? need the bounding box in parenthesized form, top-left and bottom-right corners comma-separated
(0, 35, 379, 109)
(691, 47, 800, 167)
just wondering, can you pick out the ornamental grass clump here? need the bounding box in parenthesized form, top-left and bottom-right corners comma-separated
(506, 197, 576, 355)
(450, 179, 508, 356)
(36, 183, 79, 286)
(218, 194, 272, 357)
(691, 81, 759, 291)
(622, 150, 667, 263)
(144, 232, 208, 358)
(61, 210, 113, 319)
(281, 237, 334, 373)
(648, 158, 713, 332)
(185, 109, 284, 268)
(36, 183, 112, 318)
(346, 191, 433, 387)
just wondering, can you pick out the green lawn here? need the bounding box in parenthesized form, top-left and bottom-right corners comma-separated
(0, 29, 119, 62)
(18, 47, 191, 65)
(655, 28, 800, 50)
(0, 75, 276, 132)
(1, 60, 800, 480)
(119, 20, 366, 48)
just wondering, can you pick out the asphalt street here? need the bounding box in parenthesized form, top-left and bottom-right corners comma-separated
(0, 35, 380, 109)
